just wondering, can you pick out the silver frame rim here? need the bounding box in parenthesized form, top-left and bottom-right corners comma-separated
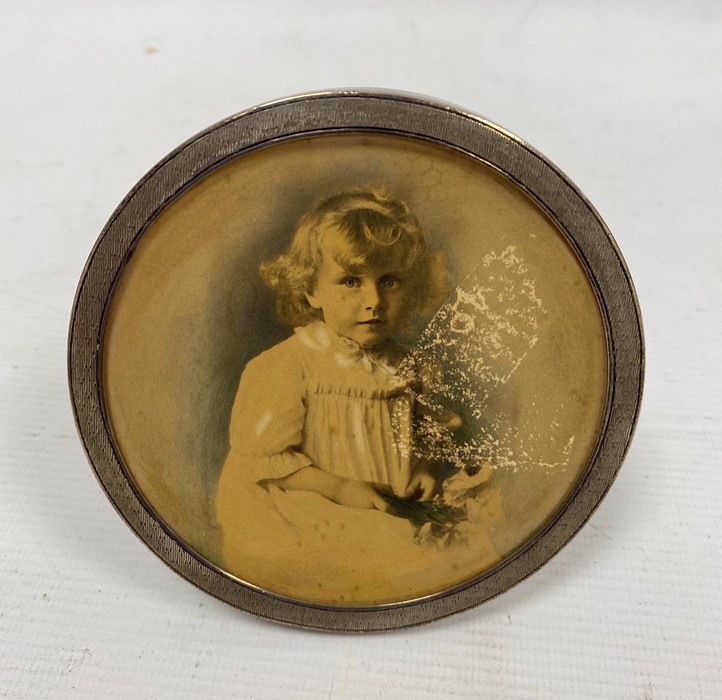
(68, 89, 644, 631)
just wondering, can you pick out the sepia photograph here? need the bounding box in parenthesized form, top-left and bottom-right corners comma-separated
(102, 132, 609, 605)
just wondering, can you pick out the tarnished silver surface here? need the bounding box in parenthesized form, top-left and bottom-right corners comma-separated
(68, 90, 644, 631)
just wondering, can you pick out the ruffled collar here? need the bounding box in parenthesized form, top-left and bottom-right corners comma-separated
(294, 321, 402, 375)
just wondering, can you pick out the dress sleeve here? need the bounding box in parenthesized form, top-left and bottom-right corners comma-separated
(227, 342, 313, 481)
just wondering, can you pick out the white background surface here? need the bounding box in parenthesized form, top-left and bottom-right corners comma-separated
(2, 2, 721, 698)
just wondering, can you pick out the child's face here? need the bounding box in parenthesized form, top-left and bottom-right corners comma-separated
(305, 251, 412, 347)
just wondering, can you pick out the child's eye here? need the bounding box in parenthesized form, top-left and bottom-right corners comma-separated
(380, 276, 401, 288)
(342, 277, 360, 288)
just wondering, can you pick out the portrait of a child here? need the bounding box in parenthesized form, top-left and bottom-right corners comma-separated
(215, 189, 501, 602)
(102, 133, 609, 607)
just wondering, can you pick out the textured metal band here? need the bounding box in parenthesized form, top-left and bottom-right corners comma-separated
(68, 90, 644, 631)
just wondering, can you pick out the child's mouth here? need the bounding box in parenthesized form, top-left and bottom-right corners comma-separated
(358, 319, 382, 325)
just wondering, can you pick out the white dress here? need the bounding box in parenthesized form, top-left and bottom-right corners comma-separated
(222, 320, 415, 493)
(215, 321, 499, 605)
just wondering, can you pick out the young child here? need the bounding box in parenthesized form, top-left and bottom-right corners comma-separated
(214, 190, 488, 603)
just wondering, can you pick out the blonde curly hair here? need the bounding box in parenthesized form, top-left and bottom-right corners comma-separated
(260, 189, 448, 329)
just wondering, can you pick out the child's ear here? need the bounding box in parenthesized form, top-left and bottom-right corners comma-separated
(305, 291, 322, 309)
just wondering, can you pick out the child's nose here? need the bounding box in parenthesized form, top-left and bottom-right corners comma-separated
(363, 283, 383, 310)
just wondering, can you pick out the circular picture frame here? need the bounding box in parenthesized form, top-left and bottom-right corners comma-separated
(69, 90, 643, 631)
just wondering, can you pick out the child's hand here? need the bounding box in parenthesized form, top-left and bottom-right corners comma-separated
(333, 479, 391, 512)
(404, 462, 438, 501)
(258, 468, 391, 512)
(257, 477, 283, 492)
